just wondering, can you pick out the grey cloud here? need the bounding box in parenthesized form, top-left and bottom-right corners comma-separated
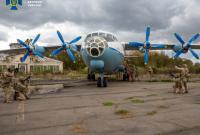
(0, 31, 8, 41)
(0, 0, 185, 31)
(0, 0, 200, 44)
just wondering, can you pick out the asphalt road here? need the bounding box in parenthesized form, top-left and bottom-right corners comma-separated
(0, 81, 200, 135)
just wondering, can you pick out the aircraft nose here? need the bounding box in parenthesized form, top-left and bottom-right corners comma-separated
(86, 37, 108, 57)
(91, 47, 100, 57)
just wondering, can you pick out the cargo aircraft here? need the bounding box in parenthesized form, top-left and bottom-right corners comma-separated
(1, 26, 200, 87)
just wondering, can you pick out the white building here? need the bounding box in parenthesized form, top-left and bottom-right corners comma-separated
(0, 54, 63, 73)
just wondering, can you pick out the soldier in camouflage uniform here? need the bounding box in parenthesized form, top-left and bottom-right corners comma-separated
(172, 73, 182, 93)
(148, 66, 153, 81)
(175, 64, 189, 93)
(2, 68, 14, 103)
(13, 76, 30, 101)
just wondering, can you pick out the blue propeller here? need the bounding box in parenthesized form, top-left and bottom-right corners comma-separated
(174, 33, 200, 59)
(51, 30, 81, 62)
(17, 34, 44, 62)
(129, 26, 165, 65)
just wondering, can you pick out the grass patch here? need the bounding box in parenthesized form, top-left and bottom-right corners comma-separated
(157, 105, 169, 109)
(115, 109, 129, 115)
(146, 94, 158, 97)
(103, 101, 114, 106)
(125, 96, 135, 100)
(131, 98, 145, 103)
(147, 111, 157, 116)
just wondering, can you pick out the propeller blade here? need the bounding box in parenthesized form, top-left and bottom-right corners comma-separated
(66, 49, 75, 62)
(151, 44, 165, 49)
(129, 42, 144, 47)
(189, 48, 199, 59)
(69, 36, 82, 44)
(51, 47, 64, 56)
(174, 33, 185, 45)
(17, 39, 30, 49)
(57, 30, 65, 44)
(33, 51, 44, 58)
(21, 51, 30, 62)
(32, 34, 40, 46)
(174, 49, 183, 58)
(188, 33, 200, 45)
(144, 49, 149, 65)
(146, 26, 151, 42)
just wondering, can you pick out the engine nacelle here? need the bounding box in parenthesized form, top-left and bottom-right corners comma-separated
(172, 45, 182, 53)
(34, 45, 45, 54)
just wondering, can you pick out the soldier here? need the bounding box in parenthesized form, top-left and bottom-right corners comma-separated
(148, 66, 153, 81)
(14, 76, 30, 101)
(128, 66, 134, 82)
(123, 64, 129, 81)
(135, 66, 139, 81)
(2, 68, 14, 103)
(175, 64, 189, 93)
(171, 73, 182, 94)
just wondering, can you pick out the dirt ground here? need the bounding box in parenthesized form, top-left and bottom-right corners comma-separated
(0, 81, 200, 135)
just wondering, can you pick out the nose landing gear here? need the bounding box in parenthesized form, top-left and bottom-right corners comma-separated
(97, 73, 107, 87)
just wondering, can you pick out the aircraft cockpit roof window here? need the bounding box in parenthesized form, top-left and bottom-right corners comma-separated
(98, 33, 118, 42)
(99, 32, 106, 36)
(84, 32, 118, 42)
(92, 33, 98, 36)
(86, 34, 92, 40)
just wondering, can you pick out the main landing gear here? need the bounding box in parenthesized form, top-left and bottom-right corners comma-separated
(97, 74, 107, 87)
(123, 73, 129, 81)
(87, 73, 96, 81)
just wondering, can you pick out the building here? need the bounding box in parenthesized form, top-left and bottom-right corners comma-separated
(0, 54, 63, 73)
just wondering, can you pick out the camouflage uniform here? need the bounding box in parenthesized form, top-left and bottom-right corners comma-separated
(135, 66, 139, 81)
(2, 69, 14, 103)
(148, 67, 153, 81)
(175, 64, 189, 93)
(128, 66, 135, 81)
(14, 77, 30, 101)
(172, 73, 182, 93)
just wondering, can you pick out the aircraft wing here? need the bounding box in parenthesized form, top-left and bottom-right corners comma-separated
(190, 44, 200, 49)
(43, 44, 82, 53)
(124, 43, 200, 50)
(0, 44, 82, 55)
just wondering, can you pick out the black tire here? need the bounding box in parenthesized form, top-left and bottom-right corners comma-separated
(123, 74, 129, 81)
(87, 74, 91, 81)
(97, 77, 101, 87)
(123, 74, 126, 81)
(126, 74, 129, 81)
(103, 77, 107, 87)
(91, 74, 95, 81)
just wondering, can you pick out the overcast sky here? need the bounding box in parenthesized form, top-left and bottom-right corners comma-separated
(0, 0, 200, 61)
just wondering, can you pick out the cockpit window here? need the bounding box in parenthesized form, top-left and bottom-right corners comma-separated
(85, 32, 118, 42)
(85, 36, 108, 57)
(92, 33, 98, 36)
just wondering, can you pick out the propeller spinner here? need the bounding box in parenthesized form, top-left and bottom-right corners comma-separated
(128, 26, 165, 65)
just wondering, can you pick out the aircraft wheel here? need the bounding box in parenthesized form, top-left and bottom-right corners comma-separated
(87, 74, 91, 81)
(97, 77, 101, 87)
(123, 74, 126, 81)
(103, 77, 107, 87)
(127, 74, 129, 81)
(91, 74, 95, 81)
